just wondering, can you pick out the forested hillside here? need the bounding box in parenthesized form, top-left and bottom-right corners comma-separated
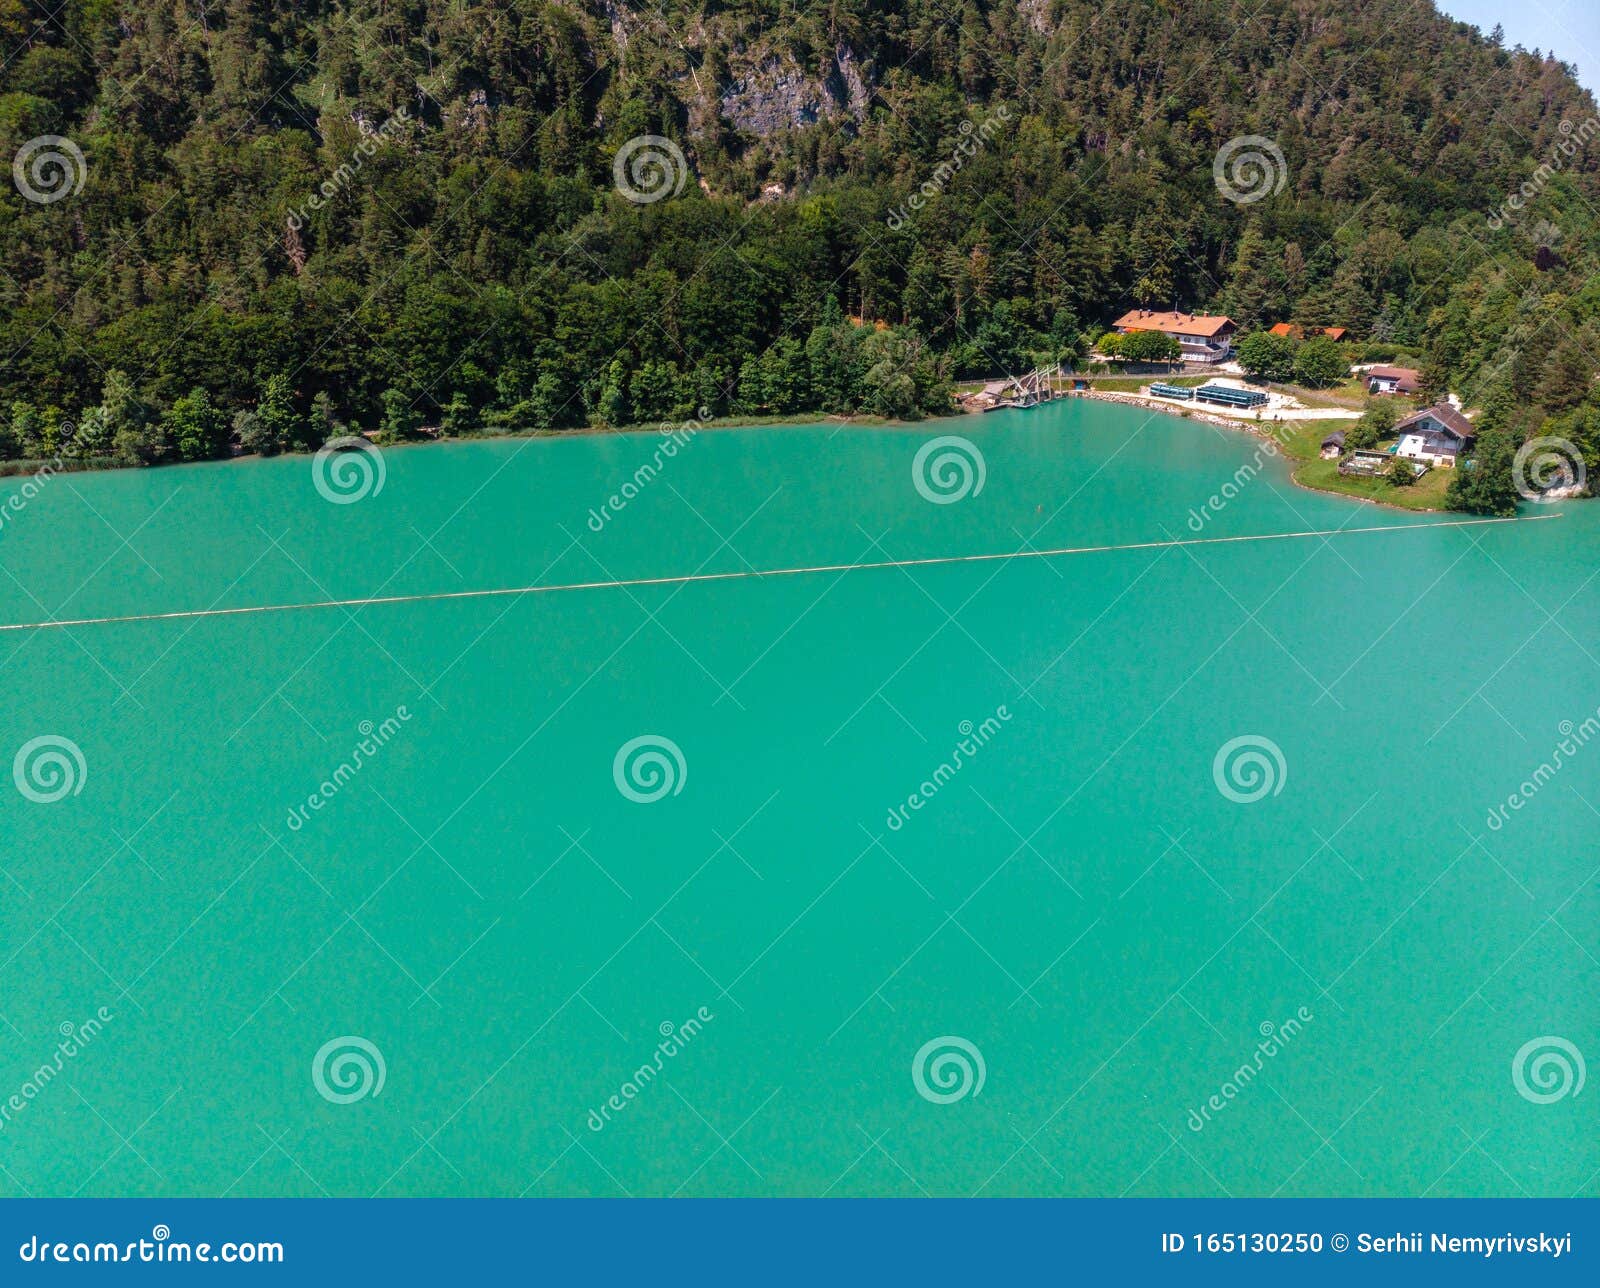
(1, 0, 1598, 470)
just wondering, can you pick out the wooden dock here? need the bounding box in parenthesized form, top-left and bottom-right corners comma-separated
(966, 364, 1061, 412)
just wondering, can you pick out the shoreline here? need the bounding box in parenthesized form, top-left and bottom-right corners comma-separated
(0, 394, 1424, 517)
(1068, 388, 1445, 513)
(1071, 388, 1269, 436)
(0, 394, 1540, 519)
(0, 410, 922, 485)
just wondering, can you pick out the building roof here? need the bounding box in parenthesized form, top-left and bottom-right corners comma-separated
(1268, 322, 1348, 341)
(1395, 403, 1475, 441)
(1321, 430, 1346, 448)
(1367, 365, 1421, 390)
(1112, 309, 1235, 338)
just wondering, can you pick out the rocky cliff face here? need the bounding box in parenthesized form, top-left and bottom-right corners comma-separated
(574, 0, 877, 146)
(717, 43, 871, 136)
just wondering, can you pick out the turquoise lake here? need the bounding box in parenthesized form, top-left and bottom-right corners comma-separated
(0, 399, 1595, 1197)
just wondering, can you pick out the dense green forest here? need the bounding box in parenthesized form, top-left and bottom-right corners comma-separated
(1, 0, 1597, 488)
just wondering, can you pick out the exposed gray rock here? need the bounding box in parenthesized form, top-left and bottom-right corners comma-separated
(719, 44, 871, 136)
(1018, 0, 1054, 37)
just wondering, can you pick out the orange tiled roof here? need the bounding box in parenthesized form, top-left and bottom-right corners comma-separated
(1269, 322, 1349, 341)
(1113, 309, 1235, 338)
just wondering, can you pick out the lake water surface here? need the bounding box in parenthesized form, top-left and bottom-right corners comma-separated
(1, 399, 1595, 1196)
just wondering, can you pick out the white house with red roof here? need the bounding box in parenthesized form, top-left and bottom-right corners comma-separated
(1111, 309, 1237, 364)
(1365, 365, 1421, 395)
(1394, 403, 1476, 466)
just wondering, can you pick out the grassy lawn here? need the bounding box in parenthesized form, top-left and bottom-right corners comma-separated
(1272, 417, 1453, 510)
(1277, 419, 1356, 461)
(953, 372, 1206, 395)
(1273, 376, 1372, 410)
(1292, 456, 1454, 510)
(1081, 373, 1209, 392)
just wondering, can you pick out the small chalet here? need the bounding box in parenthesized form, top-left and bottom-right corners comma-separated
(1394, 404, 1476, 466)
(1112, 309, 1237, 364)
(1319, 430, 1345, 460)
(1366, 365, 1421, 395)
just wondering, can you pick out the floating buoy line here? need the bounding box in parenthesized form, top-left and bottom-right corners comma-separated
(0, 513, 1560, 634)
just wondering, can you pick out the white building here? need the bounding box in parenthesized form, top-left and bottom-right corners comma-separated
(1394, 404, 1476, 466)
(1111, 310, 1237, 364)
